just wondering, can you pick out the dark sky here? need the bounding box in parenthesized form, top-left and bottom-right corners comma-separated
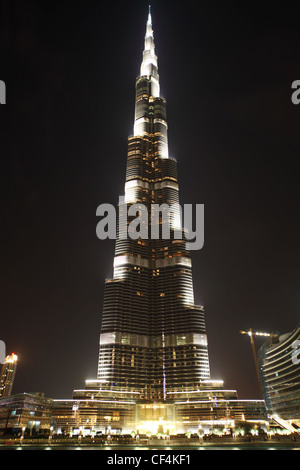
(0, 0, 299, 400)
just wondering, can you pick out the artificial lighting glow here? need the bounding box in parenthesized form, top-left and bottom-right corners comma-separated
(240, 329, 275, 338)
(85, 379, 105, 383)
(136, 420, 175, 435)
(5, 353, 18, 363)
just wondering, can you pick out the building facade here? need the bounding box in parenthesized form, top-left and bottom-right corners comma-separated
(88, 8, 268, 435)
(0, 386, 267, 437)
(0, 392, 52, 436)
(97, 7, 209, 407)
(258, 325, 300, 429)
(0, 353, 18, 398)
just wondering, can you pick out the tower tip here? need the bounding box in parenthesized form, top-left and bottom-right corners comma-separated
(147, 5, 152, 25)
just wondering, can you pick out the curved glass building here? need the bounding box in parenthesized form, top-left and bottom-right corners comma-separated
(258, 325, 300, 428)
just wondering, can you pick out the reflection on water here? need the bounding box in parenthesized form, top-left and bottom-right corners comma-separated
(3, 444, 300, 450)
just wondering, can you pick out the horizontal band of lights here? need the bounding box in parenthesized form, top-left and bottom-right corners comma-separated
(99, 332, 208, 348)
(124, 178, 178, 191)
(52, 399, 136, 405)
(167, 389, 236, 395)
(84, 383, 140, 394)
(113, 255, 192, 269)
(175, 399, 265, 404)
(78, 389, 140, 396)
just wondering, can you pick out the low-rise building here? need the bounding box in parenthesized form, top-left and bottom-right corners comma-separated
(0, 392, 52, 436)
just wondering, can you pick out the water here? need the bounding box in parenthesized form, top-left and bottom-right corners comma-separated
(1, 442, 300, 450)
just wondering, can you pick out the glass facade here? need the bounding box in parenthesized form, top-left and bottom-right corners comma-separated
(51, 397, 136, 436)
(97, 5, 210, 405)
(258, 325, 300, 426)
(0, 389, 267, 437)
(0, 393, 52, 436)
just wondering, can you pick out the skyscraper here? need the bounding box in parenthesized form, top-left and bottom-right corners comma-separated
(0, 353, 18, 398)
(97, 8, 210, 403)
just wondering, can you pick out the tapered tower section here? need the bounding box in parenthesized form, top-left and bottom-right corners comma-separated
(97, 8, 210, 403)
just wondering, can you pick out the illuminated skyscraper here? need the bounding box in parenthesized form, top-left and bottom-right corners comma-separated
(0, 10, 268, 438)
(0, 353, 18, 398)
(97, 8, 210, 402)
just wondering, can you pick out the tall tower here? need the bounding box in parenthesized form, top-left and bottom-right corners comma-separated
(0, 353, 18, 398)
(97, 8, 210, 403)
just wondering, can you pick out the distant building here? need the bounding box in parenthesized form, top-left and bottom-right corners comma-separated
(0, 392, 52, 436)
(0, 353, 18, 398)
(258, 325, 300, 430)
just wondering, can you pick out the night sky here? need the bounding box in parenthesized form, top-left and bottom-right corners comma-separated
(0, 0, 299, 401)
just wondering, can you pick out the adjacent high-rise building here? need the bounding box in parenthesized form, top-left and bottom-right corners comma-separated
(0, 353, 18, 398)
(97, 7, 210, 403)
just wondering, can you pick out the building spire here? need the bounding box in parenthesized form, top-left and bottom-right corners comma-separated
(140, 6, 160, 97)
(147, 5, 152, 25)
